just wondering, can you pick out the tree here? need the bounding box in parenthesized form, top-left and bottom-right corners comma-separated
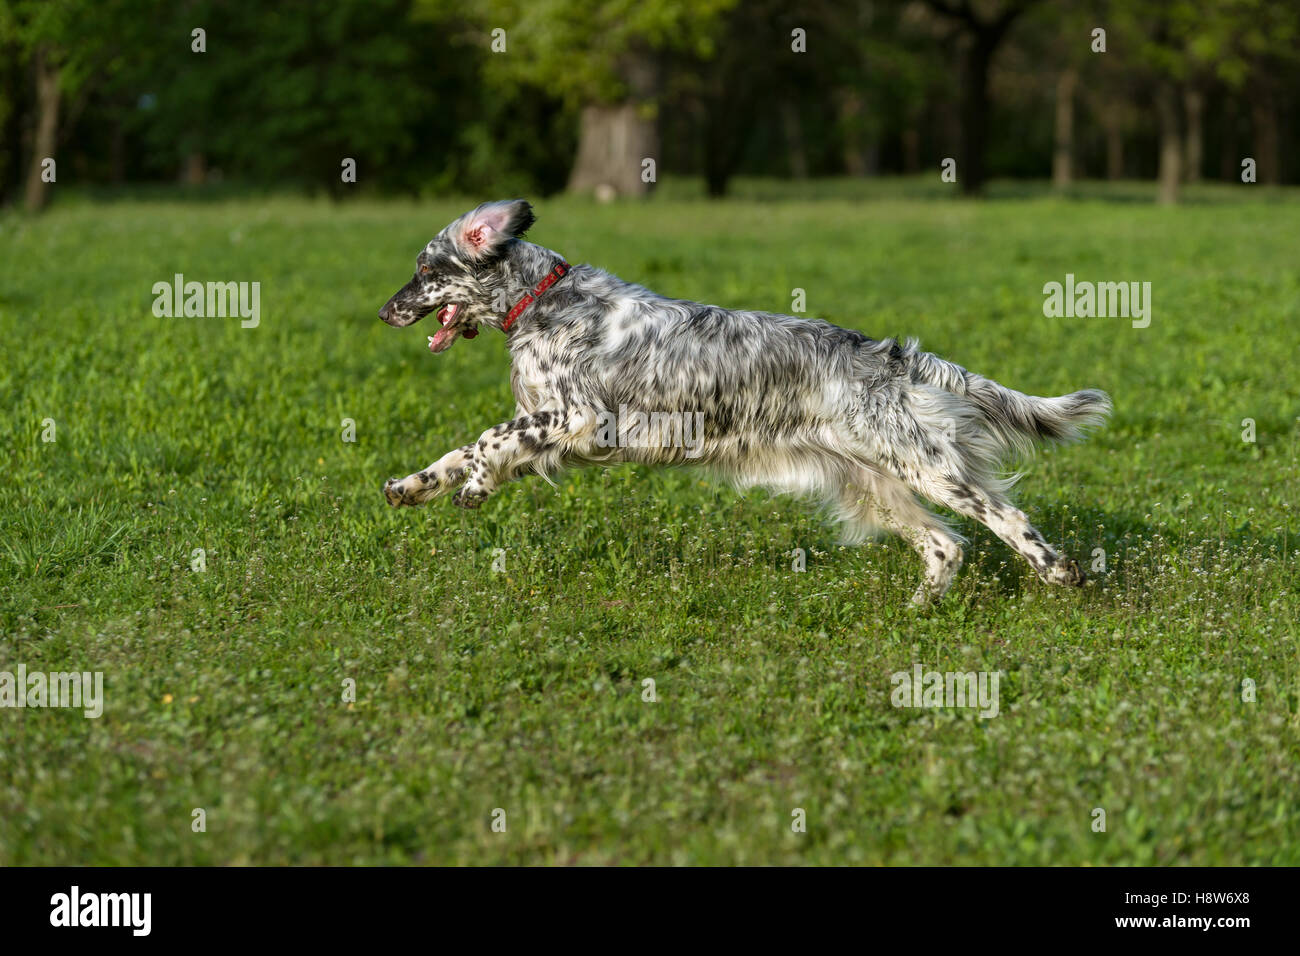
(661, 0, 814, 196)
(813, 0, 943, 180)
(921, 0, 1042, 195)
(1010, 1, 1101, 188)
(460, 0, 736, 197)
(0, 0, 123, 211)
(1106, 0, 1300, 201)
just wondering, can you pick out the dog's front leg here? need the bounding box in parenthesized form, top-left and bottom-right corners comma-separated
(452, 409, 591, 509)
(383, 443, 475, 507)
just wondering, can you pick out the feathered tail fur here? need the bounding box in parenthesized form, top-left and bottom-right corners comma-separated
(905, 340, 1111, 461)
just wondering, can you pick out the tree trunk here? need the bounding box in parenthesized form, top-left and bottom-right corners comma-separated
(699, 84, 753, 198)
(567, 103, 657, 198)
(1250, 88, 1279, 185)
(863, 142, 880, 176)
(902, 126, 920, 174)
(703, 114, 743, 197)
(923, 0, 1033, 195)
(1105, 117, 1124, 180)
(838, 89, 868, 177)
(23, 49, 61, 213)
(1219, 112, 1237, 181)
(181, 152, 207, 185)
(1155, 84, 1181, 205)
(781, 99, 808, 179)
(569, 49, 659, 198)
(959, 36, 996, 195)
(1183, 87, 1203, 183)
(1052, 68, 1077, 188)
(110, 117, 126, 184)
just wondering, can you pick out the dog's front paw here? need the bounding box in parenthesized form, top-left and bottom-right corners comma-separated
(452, 485, 486, 509)
(910, 586, 939, 608)
(383, 477, 410, 507)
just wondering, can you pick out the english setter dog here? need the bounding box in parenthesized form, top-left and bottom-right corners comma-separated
(378, 200, 1110, 603)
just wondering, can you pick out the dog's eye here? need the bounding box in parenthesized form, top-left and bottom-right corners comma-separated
(419, 264, 430, 275)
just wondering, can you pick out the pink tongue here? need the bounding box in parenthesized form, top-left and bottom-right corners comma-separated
(428, 303, 460, 352)
(428, 325, 457, 352)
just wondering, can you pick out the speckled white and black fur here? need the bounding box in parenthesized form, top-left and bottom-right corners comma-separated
(379, 200, 1111, 603)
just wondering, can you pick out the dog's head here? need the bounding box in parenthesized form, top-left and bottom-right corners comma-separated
(378, 199, 536, 352)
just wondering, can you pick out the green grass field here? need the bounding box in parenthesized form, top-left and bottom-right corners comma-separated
(1, 181, 1298, 864)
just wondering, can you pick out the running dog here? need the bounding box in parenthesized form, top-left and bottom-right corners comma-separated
(378, 200, 1110, 603)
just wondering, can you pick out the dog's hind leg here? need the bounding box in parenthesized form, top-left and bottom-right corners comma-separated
(921, 475, 1084, 588)
(893, 386, 1085, 589)
(835, 473, 964, 605)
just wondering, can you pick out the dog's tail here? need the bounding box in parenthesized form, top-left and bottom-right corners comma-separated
(905, 344, 1111, 458)
(965, 378, 1111, 457)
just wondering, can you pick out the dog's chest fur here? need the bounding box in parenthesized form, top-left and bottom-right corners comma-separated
(506, 292, 647, 415)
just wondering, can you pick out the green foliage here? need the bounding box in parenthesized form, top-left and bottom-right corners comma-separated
(0, 0, 576, 196)
(441, 0, 739, 104)
(1107, 0, 1300, 86)
(0, 184, 1298, 863)
(113, 0, 459, 191)
(6, 0, 1300, 199)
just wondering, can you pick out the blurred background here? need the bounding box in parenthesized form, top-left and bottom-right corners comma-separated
(1, 0, 1297, 210)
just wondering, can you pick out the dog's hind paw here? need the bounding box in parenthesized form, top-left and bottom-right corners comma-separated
(1043, 558, 1086, 587)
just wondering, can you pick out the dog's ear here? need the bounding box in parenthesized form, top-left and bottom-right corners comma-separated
(449, 200, 535, 261)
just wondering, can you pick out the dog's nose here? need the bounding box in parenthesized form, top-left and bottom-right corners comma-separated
(378, 303, 393, 322)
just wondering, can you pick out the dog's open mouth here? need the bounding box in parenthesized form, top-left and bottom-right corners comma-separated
(427, 303, 477, 353)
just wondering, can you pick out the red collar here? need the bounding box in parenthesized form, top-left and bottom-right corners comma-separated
(503, 260, 570, 332)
